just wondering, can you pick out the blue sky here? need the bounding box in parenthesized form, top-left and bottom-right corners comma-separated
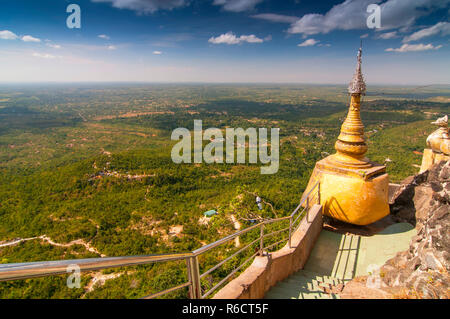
(0, 0, 449, 84)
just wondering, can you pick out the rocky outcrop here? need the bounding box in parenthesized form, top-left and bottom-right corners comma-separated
(380, 160, 449, 298)
(389, 168, 430, 226)
(341, 160, 449, 299)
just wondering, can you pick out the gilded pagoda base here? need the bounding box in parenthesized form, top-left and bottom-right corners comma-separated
(301, 155, 390, 226)
(419, 148, 449, 173)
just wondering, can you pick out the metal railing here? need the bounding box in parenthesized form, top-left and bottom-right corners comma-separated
(0, 181, 320, 299)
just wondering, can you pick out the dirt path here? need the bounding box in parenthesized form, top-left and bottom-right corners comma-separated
(83, 271, 125, 294)
(0, 237, 40, 248)
(0, 235, 105, 257)
(39, 235, 105, 257)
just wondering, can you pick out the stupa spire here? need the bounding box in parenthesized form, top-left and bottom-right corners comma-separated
(331, 45, 370, 168)
(348, 45, 366, 95)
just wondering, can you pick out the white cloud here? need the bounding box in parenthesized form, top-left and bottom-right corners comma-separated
(1, 31, 46, 44)
(208, 32, 264, 44)
(22, 35, 41, 42)
(107, 45, 117, 50)
(378, 31, 398, 39)
(297, 38, 319, 47)
(288, 0, 450, 36)
(32, 52, 58, 59)
(403, 22, 450, 42)
(46, 43, 61, 49)
(91, 0, 189, 14)
(153, 51, 162, 55)
(98, 34, 111, 40)
(251, 13, 298, 23)
(0, 30, 18, 40)
(385, 43, 442, 52)
(213, 0, 263, 12)
(239, 34, 264, 43)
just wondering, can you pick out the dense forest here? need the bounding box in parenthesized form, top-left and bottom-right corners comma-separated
(0, 84, 448, 298)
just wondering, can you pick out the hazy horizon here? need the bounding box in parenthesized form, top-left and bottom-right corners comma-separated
(0, 82, 450, 89)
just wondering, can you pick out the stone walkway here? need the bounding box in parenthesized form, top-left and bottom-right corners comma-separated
(265, 223, 416, 299)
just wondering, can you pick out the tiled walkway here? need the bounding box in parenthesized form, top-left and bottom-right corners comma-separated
(265, 223, 416, 299)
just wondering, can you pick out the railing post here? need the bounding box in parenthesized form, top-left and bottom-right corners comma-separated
(306, 196, 309, 223)
(288, 217, 293, 249)
(317, 182, 321, 205)
(186, 256, 201, 299)
(259, 222, 264, 256)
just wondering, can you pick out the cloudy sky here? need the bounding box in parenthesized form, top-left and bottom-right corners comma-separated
(0, 0, 449, 84)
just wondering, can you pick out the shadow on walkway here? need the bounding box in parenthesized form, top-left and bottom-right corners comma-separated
(265, 222, 416, 299)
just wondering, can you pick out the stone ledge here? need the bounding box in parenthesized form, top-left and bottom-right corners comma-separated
(213, 204, 323, 299)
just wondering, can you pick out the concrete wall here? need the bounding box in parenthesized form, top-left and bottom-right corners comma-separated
(213, 204, 323, 299)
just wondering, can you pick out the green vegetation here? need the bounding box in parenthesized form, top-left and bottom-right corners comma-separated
(0, 84, 448, 298)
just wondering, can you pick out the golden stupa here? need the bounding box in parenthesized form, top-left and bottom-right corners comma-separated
(419, 115, 449, 173)
(302, 46, 390, 225)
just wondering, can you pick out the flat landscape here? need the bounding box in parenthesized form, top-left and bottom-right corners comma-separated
(0, 83, 449, 298)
